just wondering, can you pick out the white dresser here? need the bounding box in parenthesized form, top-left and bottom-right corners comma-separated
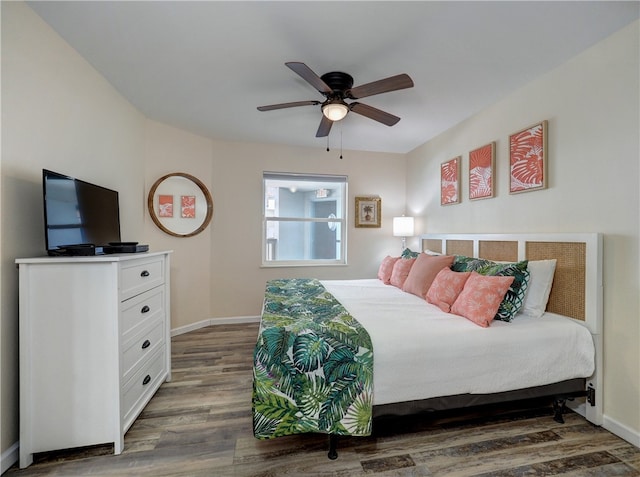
(16, 251, 172, 468)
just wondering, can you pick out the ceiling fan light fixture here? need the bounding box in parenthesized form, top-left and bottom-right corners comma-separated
(322, 101, 349, 121)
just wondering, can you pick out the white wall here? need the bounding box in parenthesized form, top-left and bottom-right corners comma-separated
(206, 140, 406, 320)
(144, 117, 407, 332)
(144, 123, 408, 331)
(406, 20, 640, 443)
(143, 120, 215, 331)
(1, 2, 148, 469)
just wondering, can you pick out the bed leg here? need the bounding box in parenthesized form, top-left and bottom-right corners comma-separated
(328, 434, 338, 460)
(553, 397, 566, 423)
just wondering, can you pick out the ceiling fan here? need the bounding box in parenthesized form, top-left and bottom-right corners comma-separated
(257, 62, 414, 138)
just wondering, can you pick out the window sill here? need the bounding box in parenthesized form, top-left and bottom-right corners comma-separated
(261, 260, 347, 268)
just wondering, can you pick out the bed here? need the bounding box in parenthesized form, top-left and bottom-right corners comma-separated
(252, 233, 603, 458)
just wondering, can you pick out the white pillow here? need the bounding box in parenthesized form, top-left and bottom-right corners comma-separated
(519, 259, 557, 318)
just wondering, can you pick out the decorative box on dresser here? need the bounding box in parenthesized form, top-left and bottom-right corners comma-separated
(16, 251, 172, 469)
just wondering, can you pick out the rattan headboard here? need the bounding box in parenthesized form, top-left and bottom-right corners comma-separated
(421, 233, 602, 332)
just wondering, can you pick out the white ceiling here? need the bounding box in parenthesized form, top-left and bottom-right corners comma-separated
(28, 1, 639, 154)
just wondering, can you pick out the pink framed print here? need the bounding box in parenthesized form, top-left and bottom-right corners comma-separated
(469, 142, 495, 200)
(181, 195, 196, 218)
(441, 156, 461, 205)
(509, 120, 548, 194)
(158, 195, 174, 217)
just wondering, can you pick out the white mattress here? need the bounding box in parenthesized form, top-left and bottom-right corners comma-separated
(321, 279, 595, 406)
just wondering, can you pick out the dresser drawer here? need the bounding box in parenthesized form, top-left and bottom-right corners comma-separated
(120, 257, 165, 301)
(120, 287, 165, 338)
(122, 346, 166, 429)
(121, 317, 165, 382)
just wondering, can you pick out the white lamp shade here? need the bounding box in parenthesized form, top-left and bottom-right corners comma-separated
(322, 102, 349, 121)
(393, 216, 414, 237)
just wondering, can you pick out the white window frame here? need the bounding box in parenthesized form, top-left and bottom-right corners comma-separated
(262, 172, 348, 267)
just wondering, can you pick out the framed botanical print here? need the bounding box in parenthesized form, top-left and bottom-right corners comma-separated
(355, 196, 381, 228)
(158, 194, 174, 217)
(441, 156, 461, 205)
(469, 142, 495, 200)
(510, 120, 548, 193)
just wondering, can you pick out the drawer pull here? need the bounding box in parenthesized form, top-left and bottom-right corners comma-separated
(142, 374, 151, 386)
(141, 339, 151, 350)
(140, 270, 150, 277)
(141, 305, 150, 314)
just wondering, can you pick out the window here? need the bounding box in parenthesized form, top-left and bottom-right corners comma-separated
(263, 172, 347, 266)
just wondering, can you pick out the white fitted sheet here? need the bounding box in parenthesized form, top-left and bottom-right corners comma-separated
(321, 279, 595, 406)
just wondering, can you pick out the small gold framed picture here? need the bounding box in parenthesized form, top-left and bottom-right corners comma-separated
(355, 196, 381, 228)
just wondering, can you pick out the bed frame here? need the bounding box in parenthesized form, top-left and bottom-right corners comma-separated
(328, 233, 603, 459)
(414, 233, 603, 423)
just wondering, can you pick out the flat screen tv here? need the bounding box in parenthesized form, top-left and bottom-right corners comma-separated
(43, 169, 121, 255)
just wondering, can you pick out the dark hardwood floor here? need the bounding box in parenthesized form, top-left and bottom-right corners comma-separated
(6, 323, 639, 476)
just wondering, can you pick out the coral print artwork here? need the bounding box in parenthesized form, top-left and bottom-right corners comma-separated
(441, 156, 461, 205)
(181, 195, 196, 218)
(158, 195, 173, 218)
(469, 143, 495, 200)
(510, 121, 547, 193)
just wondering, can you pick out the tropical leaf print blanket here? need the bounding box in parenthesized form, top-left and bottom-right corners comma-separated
(252, 278, 374, 440)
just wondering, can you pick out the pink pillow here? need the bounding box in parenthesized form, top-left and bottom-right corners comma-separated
(389, 258, 416, 288)
(451, 272, 515, 327)
(377, 256, 400, 284)
(402, 253, 455, 298)
(426, 268, 471, 312)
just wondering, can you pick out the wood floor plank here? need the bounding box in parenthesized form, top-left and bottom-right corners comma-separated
(610, 444, 640, 469)
(6, 323, 639, 477)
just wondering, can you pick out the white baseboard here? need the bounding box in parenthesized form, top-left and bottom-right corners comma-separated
(571, 402, 639, 449)
(1, 441, 19, 474)
(603, 414, 640, 448)
(171, 315, 260, 337)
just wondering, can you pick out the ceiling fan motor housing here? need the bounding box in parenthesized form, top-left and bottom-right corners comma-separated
(320, 72, 354, 97)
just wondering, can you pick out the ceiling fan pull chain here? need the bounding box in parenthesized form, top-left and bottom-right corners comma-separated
(326, 134, 330, 152)
(340, 125, 343, 160)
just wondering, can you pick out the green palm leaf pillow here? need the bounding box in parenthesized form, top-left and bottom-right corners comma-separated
(401, 248, 419, 259)
(452, 256, 530, 322)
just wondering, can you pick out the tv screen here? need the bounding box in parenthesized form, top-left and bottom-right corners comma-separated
(43, 169, 121, 254)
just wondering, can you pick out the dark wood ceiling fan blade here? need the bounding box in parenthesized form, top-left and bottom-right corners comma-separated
(286, 62, 333, 94)
(347, 74, 414, 99)
(316, 115, 333, 137)
(257, 100, 320, 111)
(350, 102, 400, 126)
